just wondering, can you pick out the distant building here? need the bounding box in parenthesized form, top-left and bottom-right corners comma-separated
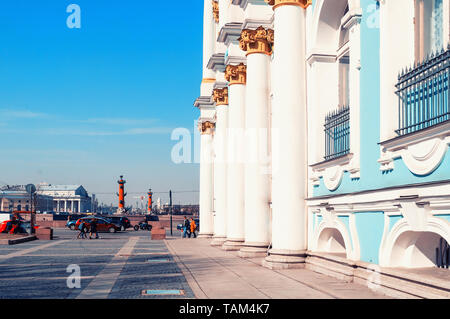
(91, 194, 98, 213)
(0, 185, 53, 213)
(37, 183, 92, 213)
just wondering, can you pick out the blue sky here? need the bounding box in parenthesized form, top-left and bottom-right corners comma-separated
(0, 1, 203, 206)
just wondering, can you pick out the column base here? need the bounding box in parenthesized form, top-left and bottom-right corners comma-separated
(221, 238, 245, 251)
(197, 232, 214, 239)
(262, 249, 307, 270)
(210, 236, 227, 246)
(238, 242, 269, 258)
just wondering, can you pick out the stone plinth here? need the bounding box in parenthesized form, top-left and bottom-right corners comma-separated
(151, 227, 166, 240)
(36, 227, 53, 240)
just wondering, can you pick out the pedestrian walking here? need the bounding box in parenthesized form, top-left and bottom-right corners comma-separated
(190, 218, 197, 239)
(182, 216, 190, 238)
(89, 218, 99, 239)
(77, 220, 88, 239)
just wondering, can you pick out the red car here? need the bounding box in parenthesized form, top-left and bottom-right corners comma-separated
(75, 217, 120, 233)
(0, 220, 39, 234)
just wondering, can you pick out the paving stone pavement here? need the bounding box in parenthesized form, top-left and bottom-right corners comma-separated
(0, 229, 193, 299)
(165, 237, 393, 299)
(0, 229, 393, 299)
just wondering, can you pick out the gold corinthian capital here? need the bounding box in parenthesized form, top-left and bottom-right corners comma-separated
(198, 121, 216, 135)
(265, 0, 312, 10)
(212, 0, 219, 23)
(239, 27, 274, 56)
(212, 87, 229, 106)
(225, 63, 247, 85)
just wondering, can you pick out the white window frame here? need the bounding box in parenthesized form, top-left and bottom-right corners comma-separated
(308, 0, 362, 191)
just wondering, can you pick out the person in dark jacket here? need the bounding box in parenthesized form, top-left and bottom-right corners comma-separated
(89, 218, 99, 239)
(183, 216, 190, 238)
(77, 220, 88, 239)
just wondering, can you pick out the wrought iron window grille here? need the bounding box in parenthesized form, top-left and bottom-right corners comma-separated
(324, 105, 350, 161)
(395, 45, 450, 136)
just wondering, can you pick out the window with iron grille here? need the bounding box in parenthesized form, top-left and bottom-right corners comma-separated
(324, 105, 350, 161)
(396, 46, 450, 136)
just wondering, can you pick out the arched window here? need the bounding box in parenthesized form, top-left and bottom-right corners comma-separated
(308, 0, 361, 189)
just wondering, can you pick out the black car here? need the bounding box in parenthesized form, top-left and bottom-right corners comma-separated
(145, 215, 159, 222)
(105, 216, 132, 231)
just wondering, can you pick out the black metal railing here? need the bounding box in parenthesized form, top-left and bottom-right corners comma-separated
(324, 105, 350, 161)
(396, 46, 450, 136)
(436, 238, 449, 269)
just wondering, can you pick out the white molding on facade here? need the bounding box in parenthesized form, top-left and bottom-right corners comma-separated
(379, 216, 450, 268)
(309, 183, 450, 267)
(311, 207, 357, 260)
(310, 153, 355, 190)
(379, 122, 450, 175)
(307, 0, 362, 191)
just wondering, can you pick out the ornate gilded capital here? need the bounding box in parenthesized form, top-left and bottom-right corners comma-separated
(239, 27, 274, 56)
(265, 0, 312, 9)
(198, 121, 216, 135)
(212, 0, 219, 23)
(225, 63, 247, 85)
(212, 87, 229, 106)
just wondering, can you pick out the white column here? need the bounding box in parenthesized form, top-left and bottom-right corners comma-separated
(211, 88, 229, 246)
(64, 200, 67, 213)
(203, 0, 217, 80)
(223, 72, 246, 250)
(198, 121, 215, 237)
(238, 28, 273, 258)
(264, 1, 309, 269)
(71, 200, 74, 213)
(218, 0, 228, 30)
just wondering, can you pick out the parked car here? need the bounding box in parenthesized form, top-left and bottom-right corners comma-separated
(0, 220, 39, 234)
(66, 220, 78, 230)
(145, 215, 159, 222)
(106, 216, 132, 231)
(75, 217, 120, 233)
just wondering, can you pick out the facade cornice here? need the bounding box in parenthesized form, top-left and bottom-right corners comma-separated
(213, 81, 228, 90)
(207, 53, 226, 72)
(237, 0, 269, 10)
(194, 96, 215, 110)
(218, 22, 243, 46)
(341, 8, 363, 30)
(306, 53, 337, 65)
(242, 19, 273, 31)
(307, 179, 450, 204)
(225, 55, 247, 67)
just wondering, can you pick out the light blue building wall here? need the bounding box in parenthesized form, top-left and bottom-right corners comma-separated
(308, 0, 450, 267)
(312, 0, 450, 198)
